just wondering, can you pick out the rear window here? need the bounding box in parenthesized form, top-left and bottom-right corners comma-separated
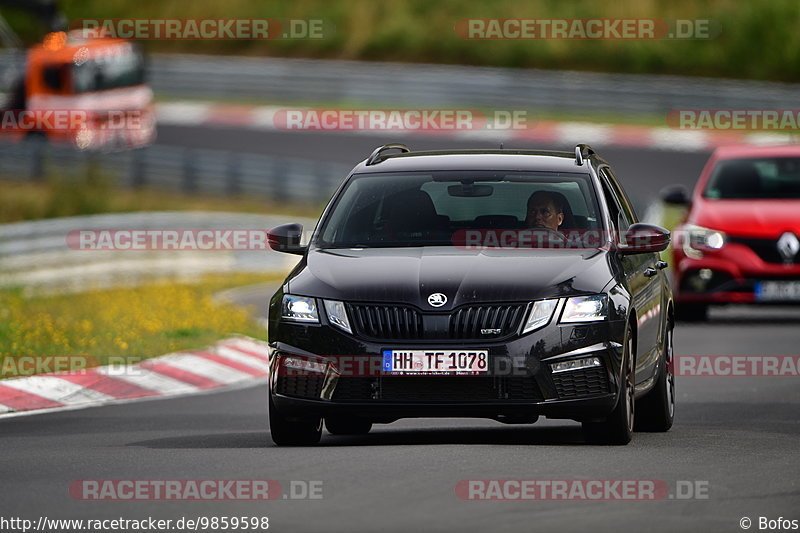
(705, 157, 800, 199)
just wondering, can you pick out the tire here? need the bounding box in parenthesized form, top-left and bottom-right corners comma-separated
(582, 323, 635, 445)
(635, 319, 675, 432)
(269, 393, 322, 446)
(677, 302, 707, 322)
(325, 416, 372, 435)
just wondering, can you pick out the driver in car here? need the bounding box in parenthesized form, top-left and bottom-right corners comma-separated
(525, 191, 564, 231)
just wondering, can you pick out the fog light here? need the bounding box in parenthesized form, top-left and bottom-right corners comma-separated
(699, 268, 713, 281)
(688, 271, 709, 292)
(282, 356, 326, 374)
(550, 356, 602, 374)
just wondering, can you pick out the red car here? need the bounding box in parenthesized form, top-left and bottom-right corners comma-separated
(666, 145, 800, 321)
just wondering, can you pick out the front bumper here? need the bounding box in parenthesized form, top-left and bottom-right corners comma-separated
(272, 393, 617, 421)
(268, 318, 627, 422)
(673, 243, 800, 304)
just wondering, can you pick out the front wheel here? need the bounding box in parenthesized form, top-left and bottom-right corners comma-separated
(269, 393, 322, 446)
(582, 324, 635, 445)
(635, 320, 675, 432)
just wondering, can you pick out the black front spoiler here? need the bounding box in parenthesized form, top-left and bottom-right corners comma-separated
(271, 392, 618, 422)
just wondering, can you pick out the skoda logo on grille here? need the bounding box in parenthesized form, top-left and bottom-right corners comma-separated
(777, 232, 800, 262)
(427, 293, 447, 307)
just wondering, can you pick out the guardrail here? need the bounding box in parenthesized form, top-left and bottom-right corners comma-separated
(3, 51, 800, 115)
(0, 212, 314, 293)
(148, 54, 800, 114)
(0, 139, 352, 204)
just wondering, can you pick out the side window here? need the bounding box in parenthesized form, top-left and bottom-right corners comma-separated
(42, 65, 65, 92)
(599, 173, 631, 244)
(602, 168, 638, 223)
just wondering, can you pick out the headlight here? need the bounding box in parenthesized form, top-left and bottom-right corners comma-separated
(281, 295, 319, 323)
(560, 295, 607, 323)
(323, 299, 352, 333)
(678, 224, 726, 259)
(522, 298, 559, 334)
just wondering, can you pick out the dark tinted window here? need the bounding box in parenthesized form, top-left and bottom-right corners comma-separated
(705, 157, 800, 199)
(599, 171, 631, 233)
(72, 46, 145, 93)
(316, 170, 602, 248)
(601, 168, 637, 223)
(42, 66, 65, 91)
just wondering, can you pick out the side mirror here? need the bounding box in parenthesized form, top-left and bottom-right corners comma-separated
(618, 223, 670, 254)
(267, 223, 306, 255)
(660, 185, 691, 207)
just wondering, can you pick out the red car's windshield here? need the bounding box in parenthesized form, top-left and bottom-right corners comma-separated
(704, 157, 800, 199)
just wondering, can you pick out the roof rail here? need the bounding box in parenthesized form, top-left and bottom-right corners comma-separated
(366, 143, 411, 166)
(574, 144, 595, 166)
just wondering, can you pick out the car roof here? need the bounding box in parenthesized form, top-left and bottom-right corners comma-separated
(712, 144, 800, 159)
(352, 150, 595, 174)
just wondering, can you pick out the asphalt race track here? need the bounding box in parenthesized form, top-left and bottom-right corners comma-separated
(154, 124, 712, 211)
(1, 127, 798, 533)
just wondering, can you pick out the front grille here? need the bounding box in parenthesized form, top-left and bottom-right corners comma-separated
(505, 376, 543, 400)
(450, 304, 527, 339)
(274, 375, 324, 398)
(380, 376, 499, 401)
(730, 236, 800, 264)
(551, 366, 610, 399)
(346, 302, 527, 341)
(346, 304, 423, 339)
(331, 377, 376, 401)
(330, 375, 543, 402)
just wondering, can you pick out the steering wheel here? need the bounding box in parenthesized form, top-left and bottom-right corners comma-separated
(528, 226, 567, 246)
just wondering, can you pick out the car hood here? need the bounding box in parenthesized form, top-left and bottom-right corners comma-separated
(691, 199, 800, 238)
(288, 247, 613, 310)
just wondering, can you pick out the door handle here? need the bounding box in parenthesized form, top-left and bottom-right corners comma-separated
(644, 267, 658, 277)
(656, 260, 668, 270)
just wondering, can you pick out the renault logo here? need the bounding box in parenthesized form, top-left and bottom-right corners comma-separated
(777, 232, 800, 262)
(427, 293, 447, 307)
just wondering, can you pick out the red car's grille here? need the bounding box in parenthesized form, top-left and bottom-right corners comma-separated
(730, 236, 800, 264)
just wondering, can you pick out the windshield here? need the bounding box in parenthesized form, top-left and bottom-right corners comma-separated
(704, 157, 800, 199)
(72, 47, 146, 93)
(315, 170, 603, 248)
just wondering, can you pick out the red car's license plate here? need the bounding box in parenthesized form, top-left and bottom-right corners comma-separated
(755, 281, 800, 301)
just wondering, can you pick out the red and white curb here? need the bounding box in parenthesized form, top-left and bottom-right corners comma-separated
(156, 101, 797, 152)
(0, 336, 269, 418)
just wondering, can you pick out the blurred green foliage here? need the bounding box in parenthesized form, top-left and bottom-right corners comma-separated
(25, 0, 796, 81)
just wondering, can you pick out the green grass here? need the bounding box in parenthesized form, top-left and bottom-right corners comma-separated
(3, 0, 785, 81)
(0, 176, 324, 224)
(0, 273, 280, 378)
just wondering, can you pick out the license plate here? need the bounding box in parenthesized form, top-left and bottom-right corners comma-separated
(755, 281, 800, 301)
(382, 350, 489, 374)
